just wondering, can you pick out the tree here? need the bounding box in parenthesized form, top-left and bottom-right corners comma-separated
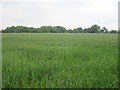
(73, 27, 83, 33)
(83, 28, 92, 33)
(5, 26, 16, 33)
(89, 24, 100, 33)
(66, 29, 74, 33)
(103, 27, 108, 33)
(39, 26, 54, 33)
(53, 26, 66, 33)
(39, 26, 48, 33)
(99, 27, 108, 33)
(1, 25, 111, 33)
(110, 30, 118, 33)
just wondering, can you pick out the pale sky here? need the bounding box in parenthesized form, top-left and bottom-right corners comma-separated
(0, 0, 119, 30)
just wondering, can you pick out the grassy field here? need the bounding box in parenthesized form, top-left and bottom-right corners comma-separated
(2, 33, 118, 88)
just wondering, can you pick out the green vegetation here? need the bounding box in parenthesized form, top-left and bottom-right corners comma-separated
(2, 24, 118, 33)
(0, 33, 2, 89)
(2, 33, 118, 88)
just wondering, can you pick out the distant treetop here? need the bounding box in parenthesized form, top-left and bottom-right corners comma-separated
(1, 25, 118, 33)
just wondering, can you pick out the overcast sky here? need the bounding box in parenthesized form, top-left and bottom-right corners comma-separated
(0, 0, 119, 30)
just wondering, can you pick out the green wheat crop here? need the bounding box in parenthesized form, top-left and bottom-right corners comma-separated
(2, 33, 118, 88)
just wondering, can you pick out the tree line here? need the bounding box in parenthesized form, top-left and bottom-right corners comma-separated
(1, 24, 118, 33)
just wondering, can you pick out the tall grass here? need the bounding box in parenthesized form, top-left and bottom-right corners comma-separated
(2, 33, 118, 88)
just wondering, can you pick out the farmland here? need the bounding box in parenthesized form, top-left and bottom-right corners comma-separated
(2, 33, 118, 88)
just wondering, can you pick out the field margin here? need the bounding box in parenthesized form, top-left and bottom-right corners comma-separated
(0, 32, 2, 90)
(118, 1, 120, 89)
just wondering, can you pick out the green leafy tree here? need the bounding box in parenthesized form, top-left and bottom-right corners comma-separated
(83, 28, 90, 33)
(73, 27, 83, 33)
(103, 27, 108, 33)
(89, 24, 100, 33)
(53, 26, 66, 33)
(110, 30, 118, 33)
(66, 29, 74, 33)
(2, 25, 111, 33)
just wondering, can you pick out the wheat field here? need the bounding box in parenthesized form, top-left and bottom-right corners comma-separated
(2, 33, 118, 88)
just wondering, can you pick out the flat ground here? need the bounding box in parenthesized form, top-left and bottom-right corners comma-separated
(2, 33, 118, 88)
